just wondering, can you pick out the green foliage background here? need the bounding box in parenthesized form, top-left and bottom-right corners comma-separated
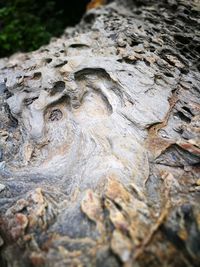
(0, 0, 88, 58)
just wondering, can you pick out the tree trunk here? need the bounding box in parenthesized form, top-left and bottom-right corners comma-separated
(0, 0, 200, 266)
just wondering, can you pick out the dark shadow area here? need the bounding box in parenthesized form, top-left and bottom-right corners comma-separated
(0, 0, 91, 57)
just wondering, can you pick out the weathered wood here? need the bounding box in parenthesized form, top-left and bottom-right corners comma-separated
(0, 0, 200, 266)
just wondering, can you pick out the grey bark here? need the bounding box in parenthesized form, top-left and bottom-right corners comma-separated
(0, 0, 200, 266)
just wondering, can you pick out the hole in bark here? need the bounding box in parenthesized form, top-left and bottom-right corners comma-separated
(135, 10, 142, 15)
(181, 47, 189, 54)
(175, 111, 191, 123)
(164, 72, 174, 78)
(33, 72, 42, 80)
(149, 46, 156, 52)
(182, 106, 193, 116)
(176, 43, 184, 49)
(194, 45, 200, 54)
(183, 9, 190, 15)
(174, 34, 191, 45)
(51, 81, 65, 95)
(84, 12, 96, 24)
(45, 58, 52, 64)
(49, 109, 63, 122)
(54, 60, 68, 68)
(24, 97, 39, 106)
(130, 40, 140, 47)
(69, 44, 89, 49)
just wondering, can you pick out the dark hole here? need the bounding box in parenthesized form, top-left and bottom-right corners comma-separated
(183, 9, 190, 15)
(181, 47, 189, 54)
(161, 226, 186, 251)
(174, 34, 190, 45)
(152, 27, 160, 32)
(191, 10, 198, 16)
(33, 72, 41, 80)
(175, 128, 183, 134)
(175, 111, 191, 123)
(135, 10, 142, 15)
(45, 58, 52, 64)
(69, 44, 89, 49)
(164, 72, 174, 78)
(49, 109, 63, 122)
(51, 81, 65, 95)
(54, 60, 68, 68)
(24, 96, 38, 106)
(130, 40, 140, 47)
(181, 204, 193, 218)
(149, 46, 156, 52)
(182, 106, 193, 116)
(176, 43, 184, 49)
(120, 58, 137, 65)
(180, 67, 189, 74)
(194, 45, 200, 54)
(171, 4, 178, 10)
(144, 59, 150, 66)
(177, 14, 190, 22)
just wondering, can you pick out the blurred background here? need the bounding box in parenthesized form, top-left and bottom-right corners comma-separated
(0, 0, 93, 58)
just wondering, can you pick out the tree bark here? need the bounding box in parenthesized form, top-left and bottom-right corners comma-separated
(0, 0, 200, 266)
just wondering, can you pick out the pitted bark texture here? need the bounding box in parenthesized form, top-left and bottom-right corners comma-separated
(0, 0, 200, 266)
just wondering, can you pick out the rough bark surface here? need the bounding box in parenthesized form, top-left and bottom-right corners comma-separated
(0, 0, 200, 266)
